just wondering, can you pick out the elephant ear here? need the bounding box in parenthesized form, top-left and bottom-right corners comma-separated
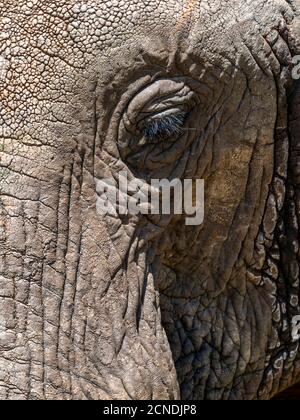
(275, 3, 300, 398)
(287, 1, 300, 253)
(262, 4, 300, 398)
(288, 1, 300, 186)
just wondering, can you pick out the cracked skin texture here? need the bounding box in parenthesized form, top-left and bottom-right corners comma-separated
(0, 0, 300, 400)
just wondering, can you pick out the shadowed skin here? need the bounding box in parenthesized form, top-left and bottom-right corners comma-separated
(0, 0, 300, 400)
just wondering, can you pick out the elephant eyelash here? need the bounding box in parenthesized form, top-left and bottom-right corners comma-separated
(140, 112, 187, 141)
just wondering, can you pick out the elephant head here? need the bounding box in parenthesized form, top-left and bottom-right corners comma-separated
(1, 0, 300, 400)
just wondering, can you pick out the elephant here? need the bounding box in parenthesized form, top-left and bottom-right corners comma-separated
(0, 0, 300, 401)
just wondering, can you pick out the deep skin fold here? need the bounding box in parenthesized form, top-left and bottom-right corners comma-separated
(0, 0, 300, 400)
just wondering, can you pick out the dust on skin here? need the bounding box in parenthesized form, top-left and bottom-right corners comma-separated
(175, 0, 198, 30)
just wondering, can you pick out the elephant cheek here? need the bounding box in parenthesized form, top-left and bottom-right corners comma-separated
(0, 163, 179, 399)
(66, 203, 180, 400)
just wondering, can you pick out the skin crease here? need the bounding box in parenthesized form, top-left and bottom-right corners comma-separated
(0, 0, 300, 400)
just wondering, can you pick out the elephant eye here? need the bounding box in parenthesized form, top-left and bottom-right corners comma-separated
(139, 112, 187, 142)
(118, 79, 199, 156)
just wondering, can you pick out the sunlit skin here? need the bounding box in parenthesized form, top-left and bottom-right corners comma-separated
(0, 0, 300, 400)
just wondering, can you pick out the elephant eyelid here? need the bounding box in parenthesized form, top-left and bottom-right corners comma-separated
(140, 112, 187, 141)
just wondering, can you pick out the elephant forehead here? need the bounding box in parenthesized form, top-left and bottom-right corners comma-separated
(0, 0, 295, 145)
(1, 3, 295, 100)
(0, 0, 294, 87)
(0, 1, 292, 53)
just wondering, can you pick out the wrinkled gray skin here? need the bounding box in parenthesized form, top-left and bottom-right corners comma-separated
(1, 0, 300, 401)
